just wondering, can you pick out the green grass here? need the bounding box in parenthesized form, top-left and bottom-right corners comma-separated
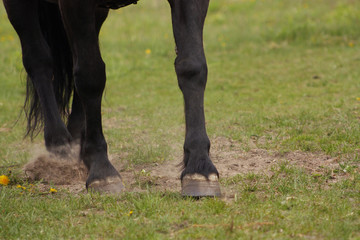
(1, 164, 359, 239)
(1, 0, 360, 239)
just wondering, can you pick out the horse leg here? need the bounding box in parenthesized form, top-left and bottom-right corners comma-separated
(67, 9, 109, 142)
(168, 0, 221, 197)
(3, 0, 72, 151)
(59, 1, 123, 193)
(67, 91, 84, 141)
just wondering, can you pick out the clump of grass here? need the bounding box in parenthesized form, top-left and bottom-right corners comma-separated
(133, 168, 159, 189)
(126, 144, 169, 165)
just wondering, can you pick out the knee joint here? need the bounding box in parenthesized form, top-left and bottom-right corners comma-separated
(175, 57, 207, 89)
(175, 57, 207, 78)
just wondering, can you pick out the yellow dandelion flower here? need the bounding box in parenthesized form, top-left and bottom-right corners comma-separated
(348, 42, 354, 47)
(145, 49, 151, 55)
(127, 210, 133, 216)
(357, 97, 360, 101)
(49, 188, 57, 193)
(0, 175, 9, 186)
(22, 186, 26, 190)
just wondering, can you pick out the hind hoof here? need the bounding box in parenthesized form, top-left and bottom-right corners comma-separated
(87, 176, 125, 194)
(181, 173, 221, 197)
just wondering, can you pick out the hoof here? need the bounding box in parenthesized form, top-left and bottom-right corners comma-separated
(181, 173, 221, 197)
(87, 176, 125, 194)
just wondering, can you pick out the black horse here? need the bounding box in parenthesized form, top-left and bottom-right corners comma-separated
(3, 0, 221, 197)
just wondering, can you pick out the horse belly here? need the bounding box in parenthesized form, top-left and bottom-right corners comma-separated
(40, 0, 138, 10)
(98, 0, 138, 9)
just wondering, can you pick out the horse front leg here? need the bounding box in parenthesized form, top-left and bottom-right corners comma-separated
(67, 8, 109, 142)
(169, 0, 221, 197)
(59, 0, 123, 193)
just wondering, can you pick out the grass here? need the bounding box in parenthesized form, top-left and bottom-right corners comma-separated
(0, 0, 360, 239)
(1, 164, 359, 239)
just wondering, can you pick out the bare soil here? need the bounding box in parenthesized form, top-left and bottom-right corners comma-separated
(118, 136, 341, 194)
(23, 144, 87, 185)
(22, 137, 345, 196)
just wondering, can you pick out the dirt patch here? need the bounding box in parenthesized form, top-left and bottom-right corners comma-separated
(116, 155, 183, 193)
(23, 137, 346, 194)
(23, 144, 87, 186)
(211, 137, 340, 178)
(116, 136, 341, 193)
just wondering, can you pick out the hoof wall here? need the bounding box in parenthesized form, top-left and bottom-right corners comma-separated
(87, 176, 125, 194)
(181, 174, 221, 197)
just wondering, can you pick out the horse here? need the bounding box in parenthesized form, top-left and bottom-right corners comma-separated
(3, 0, 221, 197)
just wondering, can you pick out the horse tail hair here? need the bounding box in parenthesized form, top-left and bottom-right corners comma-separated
(24, 1, 73, 138)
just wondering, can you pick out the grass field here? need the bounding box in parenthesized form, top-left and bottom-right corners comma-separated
(1, 0, 360, 239)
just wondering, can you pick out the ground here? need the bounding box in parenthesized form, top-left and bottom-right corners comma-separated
(1, 0, 360, 239)
(23, 136, 347, 198)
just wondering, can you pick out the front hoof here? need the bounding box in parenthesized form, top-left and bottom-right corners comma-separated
(87, 176, 125, 194)
(181, 173, 221, 197)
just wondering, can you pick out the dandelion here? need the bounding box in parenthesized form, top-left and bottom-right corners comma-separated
(0, 175, 9, 186)
(357, 97, 360, 101)
(49, 188, 57, 193)
(348, 42, 354, 47)
(145, 49, 151, 55)
(127, 210, 133, 216)
(17, 184, 22, 188)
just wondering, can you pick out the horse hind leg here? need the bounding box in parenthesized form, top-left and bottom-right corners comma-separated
(169, 0, 221, 197)
(3, 0, 72, 152)
(59, 1, 123, 193)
